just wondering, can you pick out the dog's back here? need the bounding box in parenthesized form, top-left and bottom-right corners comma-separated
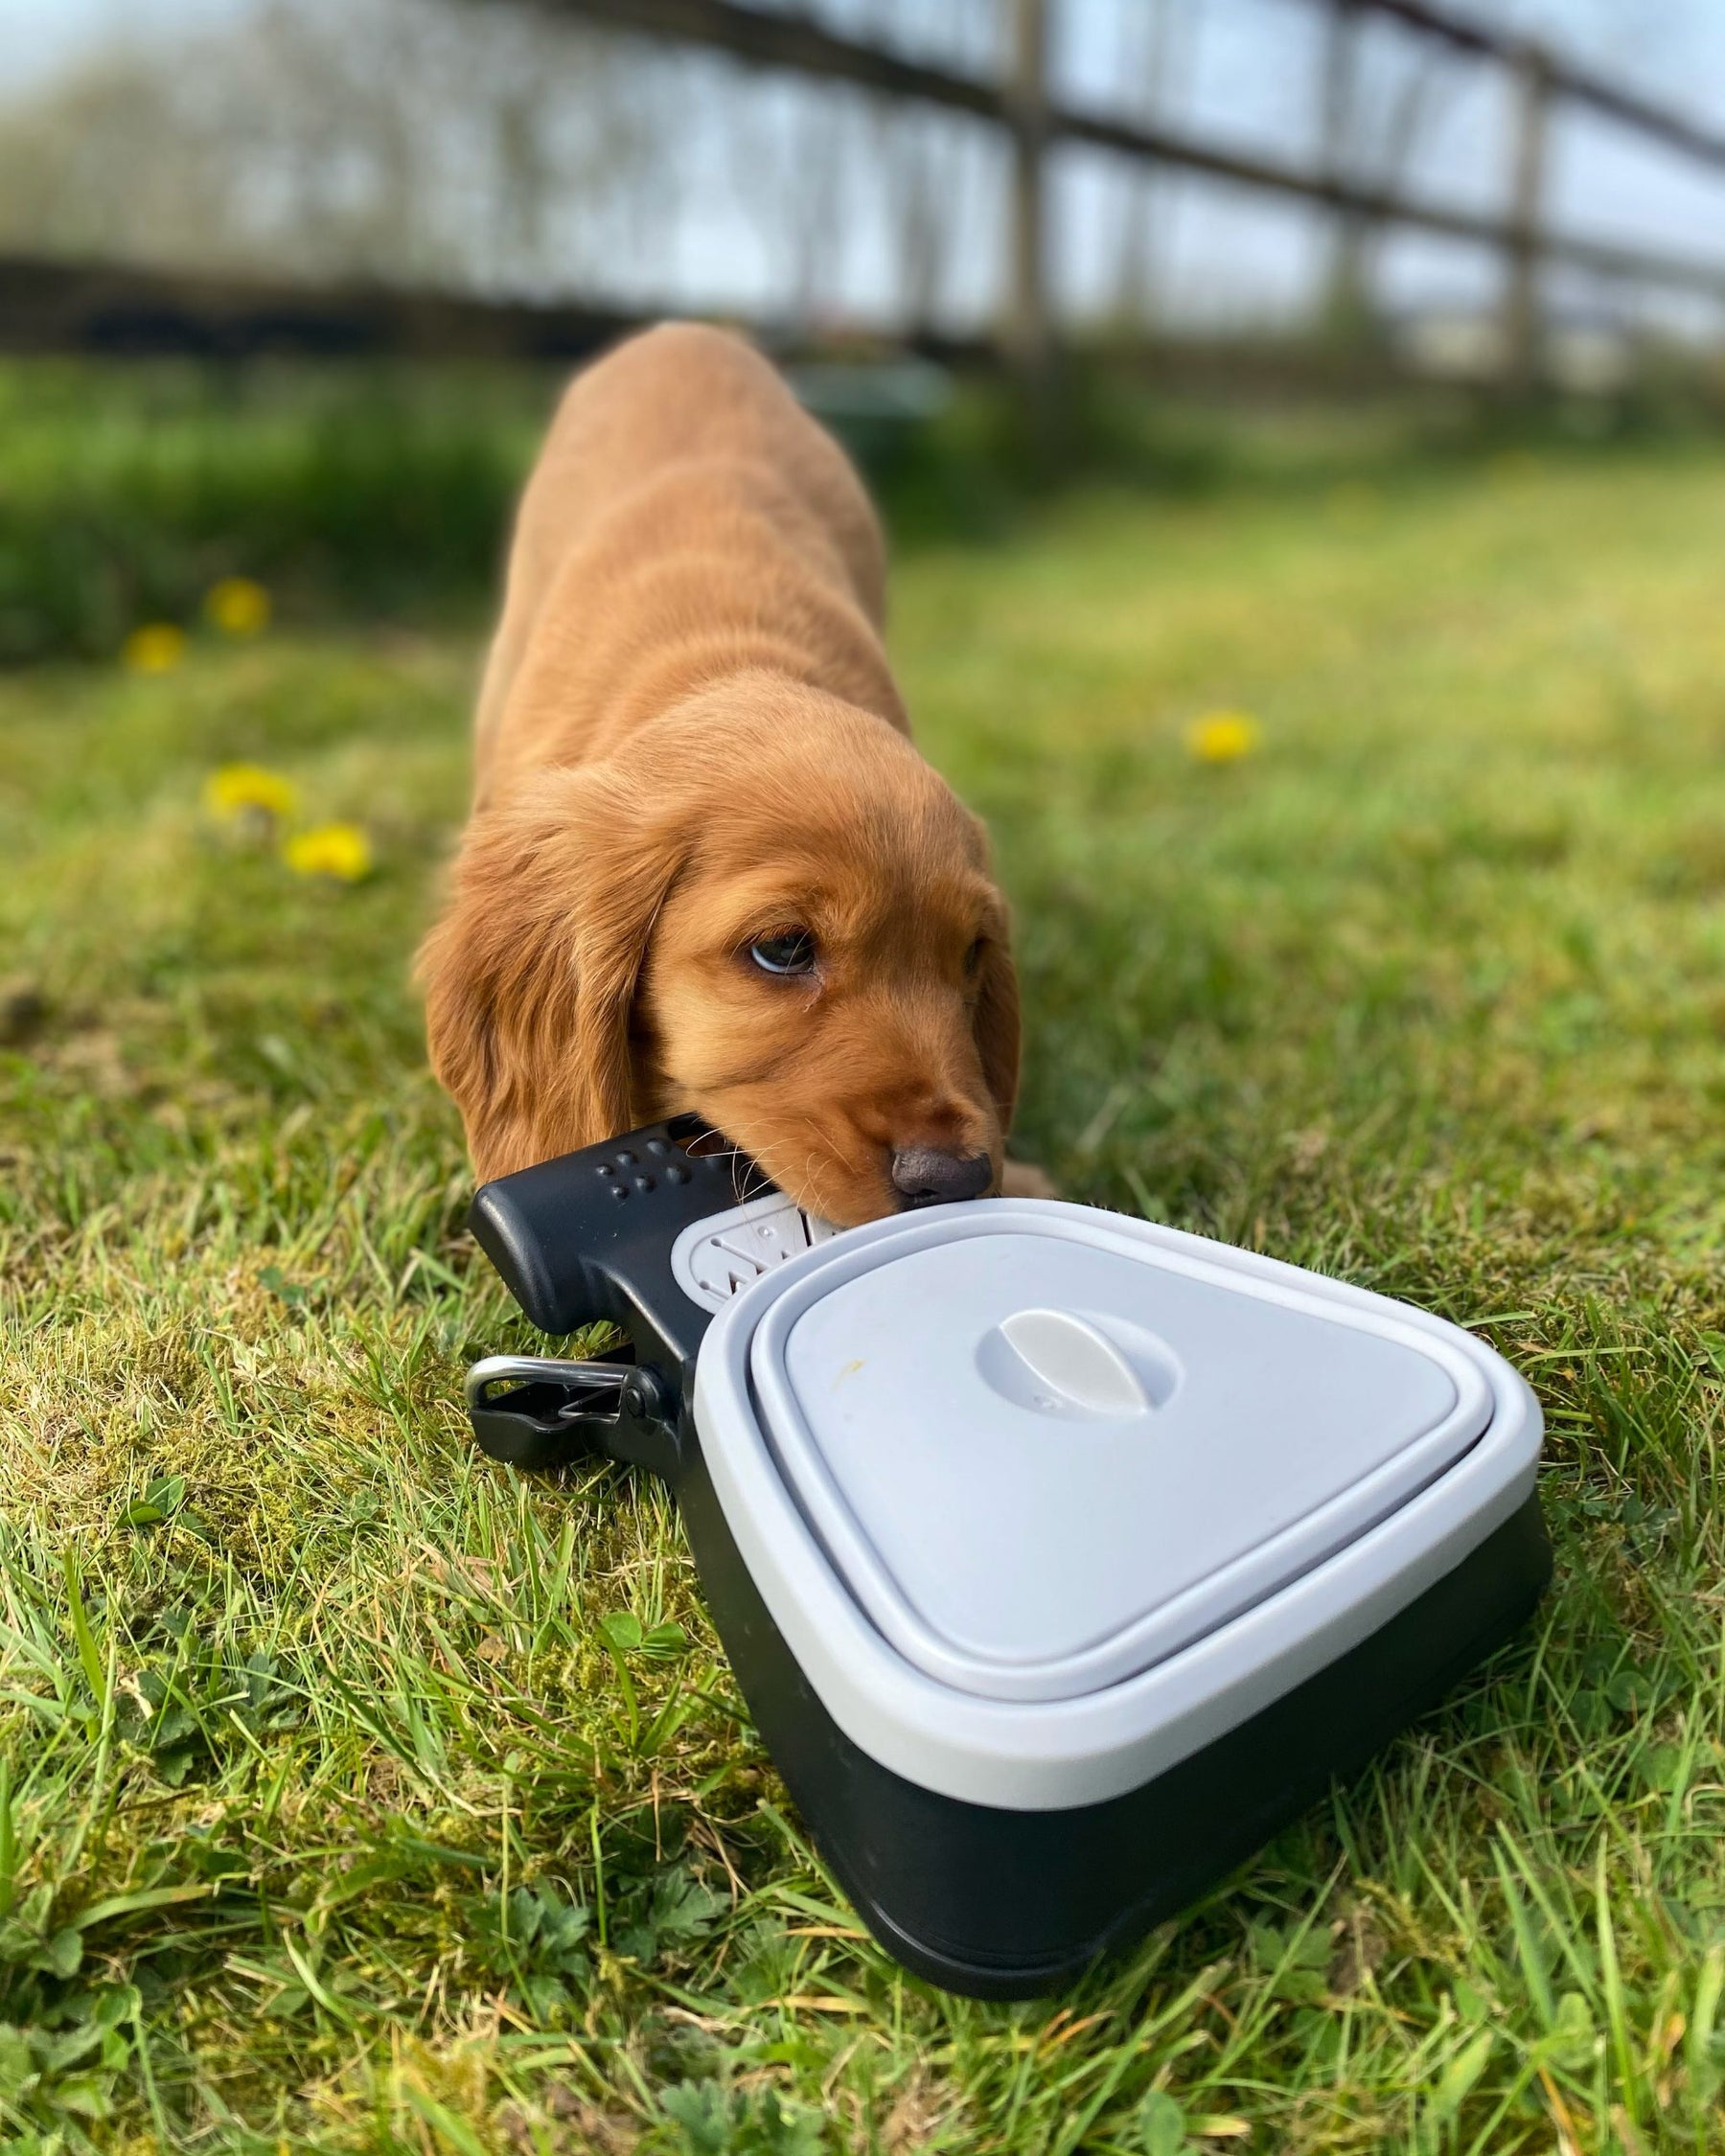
(473, 323, 906, 808)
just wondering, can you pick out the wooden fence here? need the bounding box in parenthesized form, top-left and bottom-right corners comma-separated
(538, 0, 1725, 393)
(3, 0, 1723, 392)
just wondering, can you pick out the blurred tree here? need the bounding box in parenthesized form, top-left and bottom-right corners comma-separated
(1314, 0, 1461, 346)
(1106, 0, 1184, 333)
(867, 0, 996, 337)
(0, 0, 641, 295)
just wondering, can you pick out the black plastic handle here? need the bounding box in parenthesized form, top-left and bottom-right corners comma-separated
(465, 1116, 779, 1482)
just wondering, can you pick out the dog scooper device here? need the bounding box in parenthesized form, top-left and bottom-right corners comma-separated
(462, 1118, 1548, 1999)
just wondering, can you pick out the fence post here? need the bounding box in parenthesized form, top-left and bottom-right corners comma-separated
(1004, 0, 1060, 457)
(1502, 44, 1551, 395)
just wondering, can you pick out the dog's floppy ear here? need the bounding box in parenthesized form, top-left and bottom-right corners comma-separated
(973, 917, 1022, 1137)
(418, 765, 680, 1181)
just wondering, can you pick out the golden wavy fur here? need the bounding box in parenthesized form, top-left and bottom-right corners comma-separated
(419, 322, 1025, 1226)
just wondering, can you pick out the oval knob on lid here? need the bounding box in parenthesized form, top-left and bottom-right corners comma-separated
(992, 1308, 1150, 1417)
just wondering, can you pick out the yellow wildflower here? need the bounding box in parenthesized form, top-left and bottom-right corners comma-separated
(203, 763, 300, 825)
(284, 822, 374, 883)
(122, 623, 187, 674)
(204, 577, 271, 636)
(1185, 710, 1262, 764)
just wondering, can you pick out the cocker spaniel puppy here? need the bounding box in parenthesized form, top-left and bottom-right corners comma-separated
(420, 323, 1029, 1227)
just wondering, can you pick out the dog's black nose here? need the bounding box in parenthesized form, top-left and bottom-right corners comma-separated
(890, 1147, 993, 1207)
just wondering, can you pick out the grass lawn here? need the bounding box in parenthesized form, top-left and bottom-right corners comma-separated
(5, 409, 1725, 2152)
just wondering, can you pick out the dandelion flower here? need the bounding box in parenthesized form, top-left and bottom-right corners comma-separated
(204, 577, 271, 636)
(284, 822, 374, 883)
(203, 763, 300, 826)
(122, 623, 187, 675)
(1185, 710, 1261, 764)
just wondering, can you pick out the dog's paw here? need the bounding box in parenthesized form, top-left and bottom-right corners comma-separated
(1000, 1158, 1059, 1201)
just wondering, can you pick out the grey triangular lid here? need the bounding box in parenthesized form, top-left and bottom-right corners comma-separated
(746, 1214, 1492, 1701)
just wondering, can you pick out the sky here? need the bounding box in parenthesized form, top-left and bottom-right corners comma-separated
(2, 0, 1722, 333)
(0, 0, 250, 85)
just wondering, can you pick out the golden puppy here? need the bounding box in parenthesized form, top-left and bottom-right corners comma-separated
(419, 322, 1024, 1227)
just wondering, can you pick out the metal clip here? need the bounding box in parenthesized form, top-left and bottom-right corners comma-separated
(467, 1353, 629, 1421)
(464, 1353, 678, 1478)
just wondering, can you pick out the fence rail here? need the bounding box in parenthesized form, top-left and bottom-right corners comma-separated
(0, 254, 647, 363)
(0, 251, 1005, 366)
(3, 0, 1724, 389)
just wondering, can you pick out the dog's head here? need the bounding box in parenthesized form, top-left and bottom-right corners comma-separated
(420, 680, 1019, 1225)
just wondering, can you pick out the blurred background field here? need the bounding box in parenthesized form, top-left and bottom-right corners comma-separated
(5, 352, 1719, 670)
(8, 0, 1725, 2149)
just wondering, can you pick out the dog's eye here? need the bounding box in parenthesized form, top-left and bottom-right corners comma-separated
(748, 928, 817, 976)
